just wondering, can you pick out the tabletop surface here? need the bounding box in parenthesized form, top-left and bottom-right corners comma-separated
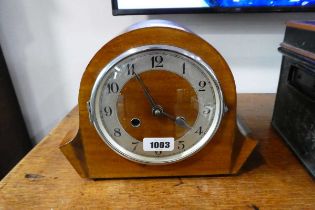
(0, 94, 314, 209)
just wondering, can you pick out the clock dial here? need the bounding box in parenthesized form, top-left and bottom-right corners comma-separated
(90, 45, 224, 164)
(118, 70, 198, 140)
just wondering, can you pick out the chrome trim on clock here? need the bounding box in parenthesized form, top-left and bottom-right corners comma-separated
(86, 101, 93, 124)
(224, 104, 229, 113)
(125, 19, 193, 34)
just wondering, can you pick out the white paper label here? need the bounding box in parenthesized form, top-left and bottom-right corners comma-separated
(143, 137, 174, 151)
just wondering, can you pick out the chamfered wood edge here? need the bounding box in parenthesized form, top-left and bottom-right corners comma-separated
(59, 127, 88, 178)
(230, 123, 258, 174)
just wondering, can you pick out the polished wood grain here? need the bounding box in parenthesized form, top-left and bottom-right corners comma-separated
(1, 94, 314, 209)
(59, 24, 256, 178)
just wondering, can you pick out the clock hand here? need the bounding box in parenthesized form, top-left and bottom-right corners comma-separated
(161, 111, 192, 129)
(134, 71, 157, 110)
(133, 71, 191, 129)
(153, 105, 191, 129)
(175, 116, 192, 129)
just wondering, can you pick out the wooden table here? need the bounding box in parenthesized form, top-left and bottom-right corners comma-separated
(1, 94, 314, 209)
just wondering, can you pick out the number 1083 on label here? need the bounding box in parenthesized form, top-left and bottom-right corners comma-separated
(143, 138, 174, 151)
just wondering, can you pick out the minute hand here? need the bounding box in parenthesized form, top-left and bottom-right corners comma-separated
(134, 71, 157, 109)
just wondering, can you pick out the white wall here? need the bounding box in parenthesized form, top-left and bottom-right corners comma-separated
(0, 0, 314, 143)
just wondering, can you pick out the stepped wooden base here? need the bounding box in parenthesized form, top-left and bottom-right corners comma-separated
(59, 113, 257, 179)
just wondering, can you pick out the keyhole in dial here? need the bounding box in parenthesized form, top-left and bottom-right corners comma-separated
(131, 118, 141, 128)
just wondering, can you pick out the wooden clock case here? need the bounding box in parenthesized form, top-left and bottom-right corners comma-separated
(59, 20, 257, 179)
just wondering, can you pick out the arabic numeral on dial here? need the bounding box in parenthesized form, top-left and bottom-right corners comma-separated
(132, 142, 139, 151)
(195, 126, 204, 135)
(127, 63, 135, 75)
(203, 104, 213, 115)
(178, 141, 185, 150)
(155, 151, 162, 156)
(198, 81, 207, 91)
(151, 56, 163, 68)
(103, 106, 112, 116)
(114, 128, 121, 137)
(107, 82, 119, 94)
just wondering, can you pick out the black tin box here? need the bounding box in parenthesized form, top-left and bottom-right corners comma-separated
(272, 21, 315, 178)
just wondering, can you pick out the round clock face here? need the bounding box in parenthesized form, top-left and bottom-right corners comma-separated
(90, 45, 224, 164)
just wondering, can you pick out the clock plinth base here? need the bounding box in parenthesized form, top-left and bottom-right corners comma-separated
(59, 112, 257, 179)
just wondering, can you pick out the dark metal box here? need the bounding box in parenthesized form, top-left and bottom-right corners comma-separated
(272, 21, 315, 178)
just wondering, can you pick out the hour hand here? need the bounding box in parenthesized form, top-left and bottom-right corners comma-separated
(175, 116, 192, 129)
(157, 108, 191, 129)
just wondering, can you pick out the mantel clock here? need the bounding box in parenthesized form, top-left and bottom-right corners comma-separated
(59, 20, 257, 178)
